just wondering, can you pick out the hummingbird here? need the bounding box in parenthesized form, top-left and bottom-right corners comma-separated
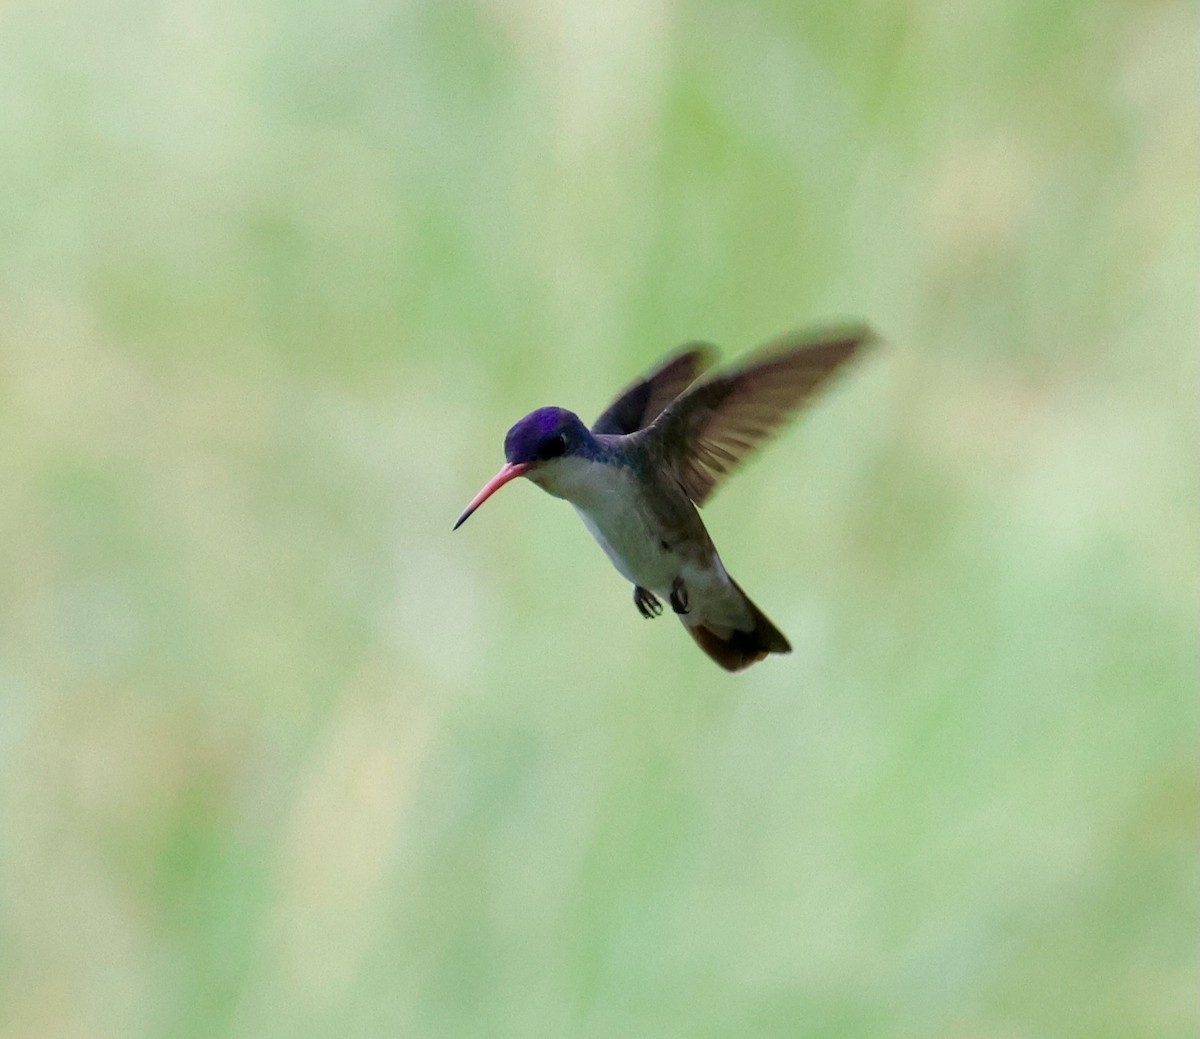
(454, 325, 874, 671)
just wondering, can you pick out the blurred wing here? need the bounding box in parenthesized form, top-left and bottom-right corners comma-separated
(641, 325, 876, 505)
(591, 344, 717, 435)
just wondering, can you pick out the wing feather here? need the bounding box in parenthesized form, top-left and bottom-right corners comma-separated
(640, 325, 876, 505)
(591, 344, 716, 435)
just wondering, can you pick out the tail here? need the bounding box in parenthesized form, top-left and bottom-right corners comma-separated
(684, 579, 791, 672)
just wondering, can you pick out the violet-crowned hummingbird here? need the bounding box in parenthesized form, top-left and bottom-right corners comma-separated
(454, 325, 875, 671)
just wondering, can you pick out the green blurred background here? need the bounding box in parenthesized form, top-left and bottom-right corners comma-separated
(1, 0, 1196, 1036)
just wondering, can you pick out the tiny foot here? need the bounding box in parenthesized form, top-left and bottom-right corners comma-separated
(669, 577, 690, 615)
(634, 586, 663, 619)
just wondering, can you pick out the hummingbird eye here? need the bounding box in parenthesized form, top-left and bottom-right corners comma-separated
(537, 432, 568, 461)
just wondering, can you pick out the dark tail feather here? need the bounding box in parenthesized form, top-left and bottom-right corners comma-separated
(685, 580, 791, 672)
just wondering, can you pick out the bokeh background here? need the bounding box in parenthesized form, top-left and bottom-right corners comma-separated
(1, 0, 1196, 1036)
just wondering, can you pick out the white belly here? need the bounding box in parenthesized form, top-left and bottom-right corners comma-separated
(538, 455, 746, 628)
(573, 502, 677, 590)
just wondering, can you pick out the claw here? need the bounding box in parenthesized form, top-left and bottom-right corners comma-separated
(634, 586, 663, 619)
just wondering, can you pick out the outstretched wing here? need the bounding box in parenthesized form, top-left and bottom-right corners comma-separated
(638, 325, 875, 505)
(591, 344, 716, 435)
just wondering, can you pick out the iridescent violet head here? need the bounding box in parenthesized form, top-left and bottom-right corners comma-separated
(503, 407, 588, 465)
(453, 407, 592, 530)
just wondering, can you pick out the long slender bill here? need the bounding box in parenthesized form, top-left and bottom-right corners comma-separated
(452, 462, 531, 530)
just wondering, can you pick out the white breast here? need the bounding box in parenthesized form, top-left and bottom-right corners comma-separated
(532, 456, 677, 590)
(533, 456, 744, 628)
